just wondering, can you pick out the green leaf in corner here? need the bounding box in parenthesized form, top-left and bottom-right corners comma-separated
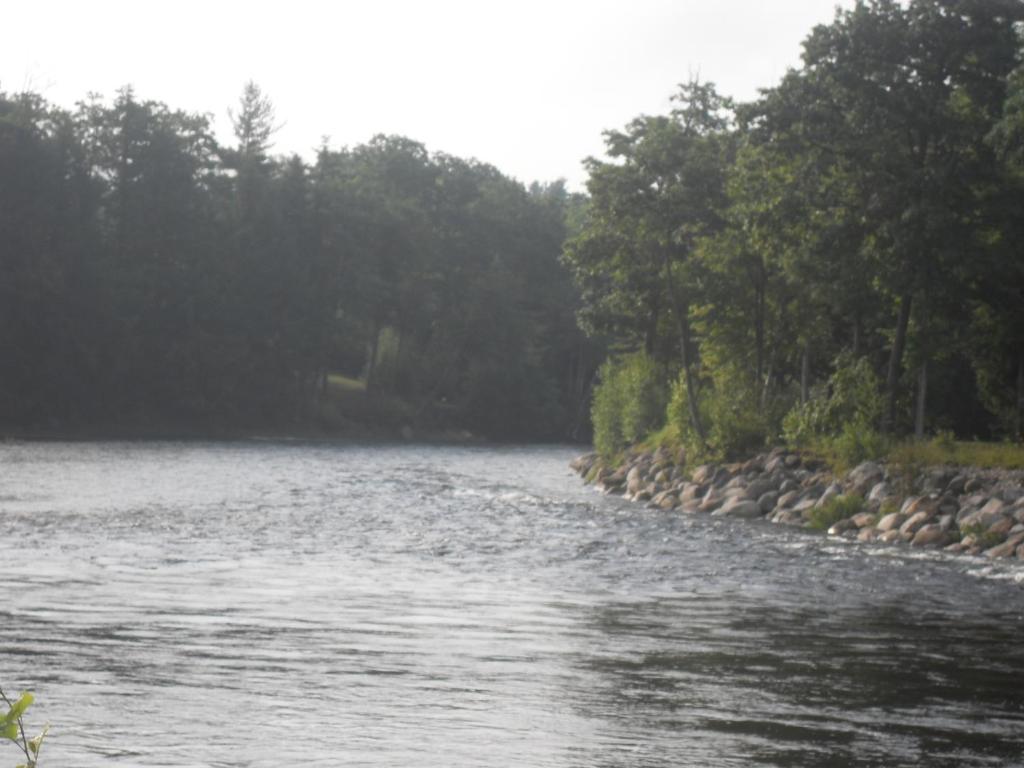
(3, 692, 34, 723)
(2, 721, 19, 740)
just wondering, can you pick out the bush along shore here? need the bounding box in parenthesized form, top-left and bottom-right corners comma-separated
(571, 447, 1024, 563)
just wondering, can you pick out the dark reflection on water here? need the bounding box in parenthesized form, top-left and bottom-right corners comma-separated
(0, 441, 1022, 767)
(576, 597, 1024, 767)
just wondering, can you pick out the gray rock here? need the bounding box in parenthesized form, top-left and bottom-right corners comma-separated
(945, 474, 968, 495)
(777, 490, 800, 508)
(744, 478, 776, 501)
(867, 482, 893, 504)
(757, 491, 780, 515)
(964, 477, 984, 493)
(778, 479, 799, 495)
(814, 483, 842, 509)
(626, 466, 644, 495)
(715, 498, 762, 518)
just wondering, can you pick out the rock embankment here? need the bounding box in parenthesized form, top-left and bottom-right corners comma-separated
(570, 447, 1024, 562)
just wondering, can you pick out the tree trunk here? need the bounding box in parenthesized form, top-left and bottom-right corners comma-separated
(755, 261, 766, 386)
(914, 360, 927, 440)
(882, 293, 913, 434)
(1016, 356, 1023, 441)
(661, 246, 706, 444)
(800, 343, 810, 406)
(365, 325, 380, 395)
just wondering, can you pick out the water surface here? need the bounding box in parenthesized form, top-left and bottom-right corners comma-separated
(1, 441, 1022, 767)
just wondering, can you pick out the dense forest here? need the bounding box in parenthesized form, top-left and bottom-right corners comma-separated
(0, 83, 599, 439)
(2, 0, 1023, 450)
(568, 0, 1024, 461)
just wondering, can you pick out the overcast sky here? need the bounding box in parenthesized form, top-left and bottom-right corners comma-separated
(3, 0, 852, 188)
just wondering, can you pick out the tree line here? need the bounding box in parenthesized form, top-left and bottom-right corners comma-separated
(564, 0, 1024, 460)
(0, 82, 600, 439)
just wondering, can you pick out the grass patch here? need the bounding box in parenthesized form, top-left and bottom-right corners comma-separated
(808, 493, 865, 531)
(887, 439, 1024, 470)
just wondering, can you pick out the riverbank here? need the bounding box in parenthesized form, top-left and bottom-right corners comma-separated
(572, 447, 1024, 563)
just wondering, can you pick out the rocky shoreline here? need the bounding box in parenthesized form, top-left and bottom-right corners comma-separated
(571, 447, 1024, 562)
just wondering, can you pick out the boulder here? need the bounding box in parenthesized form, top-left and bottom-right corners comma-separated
(878, 529, 902, 544)
(964, 477, 984, 493)
(691, 464, 716, 485)
(744, 478, 776, 501)
(984, 532, 1024, 559)
(778, 478, 800, 495)
(757, 491, 780, 515)
(911, 524, 949, 548)
(945, 474, 968, 496)
(903, 495, 940, 517)
(828, 518, 858, 536)
(978, 498, 1006, 522)
(899, 510, 934, 536)
(698, 488, 726, 514)
(814, 483, 843, 508)
(851, 512, 876, 528)
(650, 490, 679, 510)
(714, 498, 762, 518)
(679, 483, 705, 503)
(626, 466, 645, 495)
(876, 512, 907, 533)
(987, 516, 1015, 537)
(867, 482, 894, 505)
(773, 509, 804, 526)
(848, 461, 884, 495)
(777, 490, 800, 508)
(857, 527, 878, 543)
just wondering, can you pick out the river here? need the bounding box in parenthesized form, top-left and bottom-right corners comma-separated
(1, 441, 1022, 767)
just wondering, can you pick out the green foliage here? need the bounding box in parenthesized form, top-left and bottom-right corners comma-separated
(808, 494, 865, 531)
(667, 363, 777, 463)
(1, 687, 48, 767)
(591, 352, 668, 459)
(783, 352, 884, 447)
(831, 421, 889, 471)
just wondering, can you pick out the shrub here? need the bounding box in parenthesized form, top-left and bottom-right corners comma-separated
(591, 352, 668, 459)
(831, 420, 888, 469)
(783, 351, 884, 447)
(667, 362, 778, 464)
(808, 493, 865, 531)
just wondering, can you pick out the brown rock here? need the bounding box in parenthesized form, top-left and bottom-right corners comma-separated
(899, 510, 933, 536)
(851, 512, 876, 528)
(878, 529, 902, 544)
(857, 527, 878, 543)
(876, 512, 907, 533)
(911, 524, 949, 548)
(987, 516, 1015, 537)
(984, 532, 1024, 559)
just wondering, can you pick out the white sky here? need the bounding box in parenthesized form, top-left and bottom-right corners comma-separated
(2, 0, 852, 189)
